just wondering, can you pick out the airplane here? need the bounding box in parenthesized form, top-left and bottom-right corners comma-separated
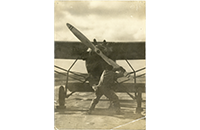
(54, 23, 146, 113)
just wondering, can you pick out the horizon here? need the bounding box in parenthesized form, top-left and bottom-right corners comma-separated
(54, 59, 146, 75)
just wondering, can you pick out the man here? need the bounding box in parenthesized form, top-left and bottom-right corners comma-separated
(88, 64, 125, 114)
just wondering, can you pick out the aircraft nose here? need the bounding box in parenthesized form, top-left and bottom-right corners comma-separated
(66, 23, 73, 30)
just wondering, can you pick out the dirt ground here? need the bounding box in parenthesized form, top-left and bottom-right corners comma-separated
(54, 85, 146, 130)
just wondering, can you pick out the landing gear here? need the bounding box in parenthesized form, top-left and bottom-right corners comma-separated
(55, 59, 79, 109)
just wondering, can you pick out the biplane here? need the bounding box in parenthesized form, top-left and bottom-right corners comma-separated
(54, 23, 146, 113)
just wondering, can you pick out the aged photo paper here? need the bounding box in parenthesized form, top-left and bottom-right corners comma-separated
(54, 1, 146, 129)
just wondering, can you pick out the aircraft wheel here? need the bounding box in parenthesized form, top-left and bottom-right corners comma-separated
(58, 86, 65, 107)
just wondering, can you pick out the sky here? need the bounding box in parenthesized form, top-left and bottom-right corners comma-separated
(54, 1, 146, 74)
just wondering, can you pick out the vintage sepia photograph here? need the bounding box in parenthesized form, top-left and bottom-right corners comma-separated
(2, 0, 200, 130)
(54, 1, 146, 129)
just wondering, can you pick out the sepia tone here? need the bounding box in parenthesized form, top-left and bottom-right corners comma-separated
(54, 1, 146, 130)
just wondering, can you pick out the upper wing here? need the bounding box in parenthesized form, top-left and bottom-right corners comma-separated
(55, 41, 145, 60)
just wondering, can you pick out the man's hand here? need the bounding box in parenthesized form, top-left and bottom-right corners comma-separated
(92, 84, 98, 91)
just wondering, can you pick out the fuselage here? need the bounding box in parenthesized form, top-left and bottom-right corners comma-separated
(84, 43, 113, 86)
